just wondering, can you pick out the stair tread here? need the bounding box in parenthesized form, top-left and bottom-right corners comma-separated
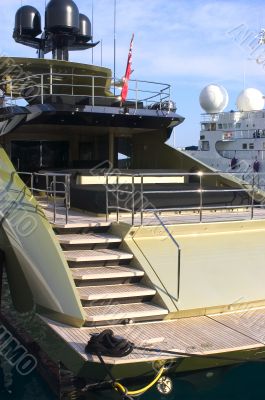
(84, 302, 168, 321)
(57, 233, 122, 244)
(71, 266, 144, 280)
(77, 284, 156, 300)
(64, 249, 133, 262)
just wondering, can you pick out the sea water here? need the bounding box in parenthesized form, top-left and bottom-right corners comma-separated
(0, 356, 55, 399)
(1, 359, 265, 399)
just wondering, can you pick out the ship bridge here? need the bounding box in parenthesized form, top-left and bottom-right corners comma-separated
(0, 57, 182, 174)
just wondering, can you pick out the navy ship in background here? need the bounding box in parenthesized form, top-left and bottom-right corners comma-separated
(1, 1, 265, 399)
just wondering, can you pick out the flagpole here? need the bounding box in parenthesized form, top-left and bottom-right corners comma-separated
(120, 33, 134, 107)
(113, 0, 116, 95)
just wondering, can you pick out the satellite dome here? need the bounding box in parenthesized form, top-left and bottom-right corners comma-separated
(14, 6, 41, 37)
(77, 14, 92, 42)
(236, 88, 264, 111)
(45, 0, 79, 33)
(199, 84, 229, 113)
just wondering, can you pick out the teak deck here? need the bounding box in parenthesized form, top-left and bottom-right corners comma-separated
(42, 307, 265, 365)
(41, 205, 265, 366)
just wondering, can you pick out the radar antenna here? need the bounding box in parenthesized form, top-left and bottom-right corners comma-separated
(13, 0, 99, 61)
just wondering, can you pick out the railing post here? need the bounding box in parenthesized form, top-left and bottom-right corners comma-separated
(135, 80, 138, 110)
(41, 74, 44, 104)
(92, 76, 95, 106)
(50, 66, 53, 95)
(199, 173, 203, 222)
(106, 174, 109, 222)
(177, 247, 181, 300)
(116, 175, 119, 223)
(46, 174, 49, 206)
(30, 173, 34, 194)
(10, 79, 13, 103)
(251, 174, 255, 220)
(65, 175, 70, 225)
(53, 175, 56, 223)
(132, 175, 135, 225)
(140, 175, 144, 226)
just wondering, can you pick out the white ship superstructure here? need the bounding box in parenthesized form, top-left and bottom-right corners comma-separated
(187, 84, 265, 185)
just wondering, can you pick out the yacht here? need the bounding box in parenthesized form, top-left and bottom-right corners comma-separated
(187, 84, 265, 190)
(1, 2, 265, 398)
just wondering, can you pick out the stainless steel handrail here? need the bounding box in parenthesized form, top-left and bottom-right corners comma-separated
(154, 212, 181, 301)
(16, 171, 71, 224)
(105, 171, 265, 225)
(1, 72, 171, 110)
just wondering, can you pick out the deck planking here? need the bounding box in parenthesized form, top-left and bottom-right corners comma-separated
(41, 307, 265, 365)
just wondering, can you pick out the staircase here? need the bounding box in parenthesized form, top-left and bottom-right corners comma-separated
(54, 222, 168, 326)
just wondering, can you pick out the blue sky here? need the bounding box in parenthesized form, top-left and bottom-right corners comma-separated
(1, 0, 265, 147)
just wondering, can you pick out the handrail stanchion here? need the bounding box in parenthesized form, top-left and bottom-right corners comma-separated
(140, 175, 144, 226)
(199, 172, 203, 222)
(92, 76, 95, 106)
(41, 74, 44, 104)
(65, 175, 70, 225)
(10, 79, 13, 103)
(50, 66, 53, 95)
(251, 174, 255, 220)
(30, 173, 34, 194)
(132, 175, 135, 225)
(53, 176, 56, 223)
(135, 80, 138, 110)
(116, 175, 119, 223)
(106, 174, 109, 222)
(46, 174, 49, 206)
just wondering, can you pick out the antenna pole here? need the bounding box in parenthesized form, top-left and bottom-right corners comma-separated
(243, 59, 246, 89)
(101, 39, 103, 66)
(114, 0, 116, 95)
(91, 0, 94, 64)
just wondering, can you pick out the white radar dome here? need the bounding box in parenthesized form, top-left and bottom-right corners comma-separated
(236, 88, 264, 111)
(199, 84, 229, 113)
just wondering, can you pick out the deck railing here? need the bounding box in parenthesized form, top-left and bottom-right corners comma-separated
(0, 73, 172, 110)
(201, 110, 265, 122)
(105, 171, 265, 225)
(16, 171, 71, 224)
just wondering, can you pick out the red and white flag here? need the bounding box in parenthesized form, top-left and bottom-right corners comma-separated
(121, 33, 134, 103)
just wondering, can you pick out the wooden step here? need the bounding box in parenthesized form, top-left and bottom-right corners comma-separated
(57, 233, 122, 245)
(77, 284, 156, 300)
(71, 266, 144, 280)
(64, 249, 133, 262)
(84, 302, 168, 322)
